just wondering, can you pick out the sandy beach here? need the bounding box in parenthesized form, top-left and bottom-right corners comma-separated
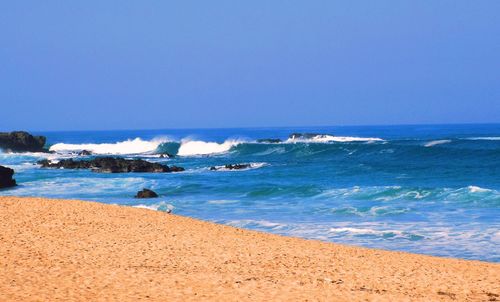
(0, 196, 498, 301)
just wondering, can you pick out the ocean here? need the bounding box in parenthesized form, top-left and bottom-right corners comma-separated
(1, 124, 499, 262)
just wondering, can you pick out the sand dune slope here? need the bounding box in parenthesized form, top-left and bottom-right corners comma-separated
(0, 196, 498, 301)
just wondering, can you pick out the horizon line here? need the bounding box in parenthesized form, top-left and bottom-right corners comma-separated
(2, 121, 500, 133)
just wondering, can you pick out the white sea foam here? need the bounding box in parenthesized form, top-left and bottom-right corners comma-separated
(133, 201, 174, 212)
(49, 137, 169, 155)
(207, 199, 239, 205)
(466, 137, 500, 141)
(424, 139, 452, 147)
(327, 227, 423, 240)
(177, 139, 243, 156)
(286, 135, 383, 143)
(210, 162, 268, 171)
(226, 219, 287, 230)
(467, 185, 491, 193)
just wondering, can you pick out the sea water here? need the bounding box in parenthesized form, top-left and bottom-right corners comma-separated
(1, 124, 499, 262)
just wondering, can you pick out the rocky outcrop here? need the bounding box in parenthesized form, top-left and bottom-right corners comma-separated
(210, 164, 251, 171)
(0, 131, 47, 152)
(288, 133, 321, 140)
(135, 188, 159, 198)
(257, 138, 282, 143)
(78, 150, 92, 156)
(38, 157, 185, 173)
(0, 165, 16, 189)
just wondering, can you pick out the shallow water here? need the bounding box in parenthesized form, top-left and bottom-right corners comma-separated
(1, 124, 499, 262)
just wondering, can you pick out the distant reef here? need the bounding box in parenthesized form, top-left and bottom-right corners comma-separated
(288, 133, 321, 140)
(0, 131, 47, 152)
(0, 165, 16, 189)
(38, 157, 185, 173)
(210, 164, 252, 171)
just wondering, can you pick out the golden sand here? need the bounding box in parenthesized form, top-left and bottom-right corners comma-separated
(0, 196, 498, 301)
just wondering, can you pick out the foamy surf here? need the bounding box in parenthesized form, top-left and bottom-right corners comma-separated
(465, 137, 500, 141)
(286, 134, 383, 143)
(424, 139, 452, 147)
(133, 201, 174, 212)
(328, 227, 423, 240)
(177, 139, 243, 156)
(49, 137, 168, 155)
(209, 162, 268, 171)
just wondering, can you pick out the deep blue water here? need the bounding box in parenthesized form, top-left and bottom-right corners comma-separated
(1, 124, 499, 262)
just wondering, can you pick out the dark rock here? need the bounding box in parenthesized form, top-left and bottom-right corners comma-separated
(135, 188, 159, 198)
(0, 165, 17, 189)
(78, 150, 92, 156)
(0, 131, 47, 152)
(210, 164, 251, 171)
(257, 138, 282, 143)
(288, 133, 321, 140)
(168, 165, 185, 172)
(38, 157, 185, 173)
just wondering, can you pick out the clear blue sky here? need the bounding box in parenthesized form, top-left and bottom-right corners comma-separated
(1, 1, 499, 131)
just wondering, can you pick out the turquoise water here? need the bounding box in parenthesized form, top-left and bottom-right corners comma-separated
(1, 124, 499, 262)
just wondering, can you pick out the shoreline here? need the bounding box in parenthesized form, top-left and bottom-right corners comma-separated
(0, 196, 498, 301)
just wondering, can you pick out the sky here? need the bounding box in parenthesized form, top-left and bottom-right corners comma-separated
(1, 1, 499, 131)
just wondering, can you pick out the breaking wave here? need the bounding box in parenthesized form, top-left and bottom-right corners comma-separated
(49, 137, 169, 155)
(286, 134, 383, 143)
(177, 139, 244, 156)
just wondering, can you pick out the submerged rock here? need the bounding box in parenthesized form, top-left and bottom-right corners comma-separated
(0, 165, 17, 189)
(38, 157, 185, 173)
(257, 138, 282, 143)
(210, 164, 252, 171)
(135, 188, 159, 198)
(0, 131, 47, 152)
(78, 150, 92, 156)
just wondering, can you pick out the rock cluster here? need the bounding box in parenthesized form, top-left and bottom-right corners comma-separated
(210, 164, 251, 171)
(38, 157, 185, 173)
(288, 133, 320, 140)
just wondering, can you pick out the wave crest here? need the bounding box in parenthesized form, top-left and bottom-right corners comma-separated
(49, 137, 168, 155)
(424, 140, 452, 147)
(286, 134, 383, 143)
(177, 139, 243, 156)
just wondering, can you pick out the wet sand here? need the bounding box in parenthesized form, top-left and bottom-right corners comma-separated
(0, 196, 498, 301)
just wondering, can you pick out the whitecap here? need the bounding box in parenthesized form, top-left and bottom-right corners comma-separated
(424, 139, 452, 147)
(286, 134, 383, 143)
(467, 185, 491, 193)
(465, 137, 500, 141)
(49, 137, 169, 155)
(177, 139, 243, 156)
